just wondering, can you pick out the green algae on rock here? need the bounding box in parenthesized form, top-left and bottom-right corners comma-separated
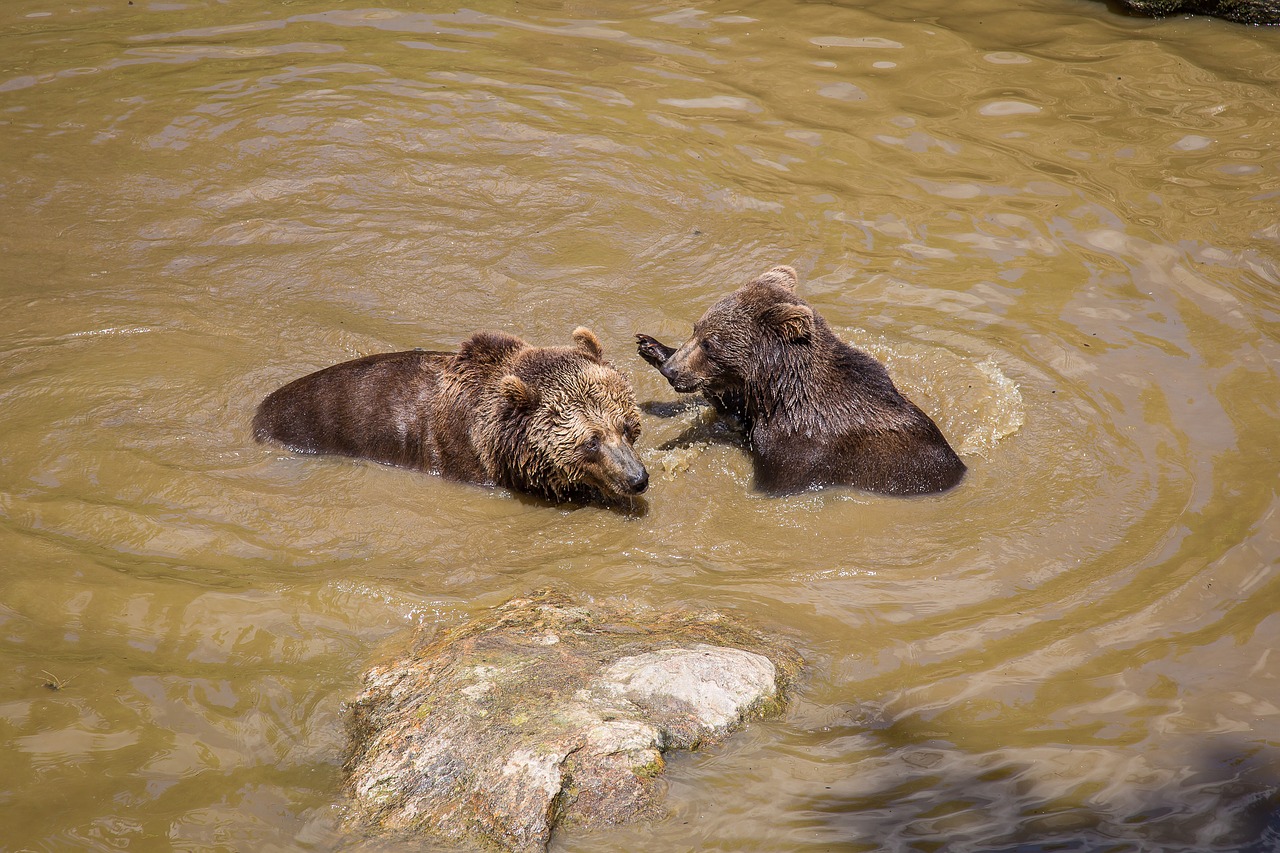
(343, 590, 802, 852)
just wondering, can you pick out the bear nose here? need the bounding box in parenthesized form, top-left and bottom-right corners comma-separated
(629, 468, 649, 494)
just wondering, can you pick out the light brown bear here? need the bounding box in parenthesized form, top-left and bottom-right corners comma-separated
(254, 328, 648, 505)
(637, 265, 964, 496)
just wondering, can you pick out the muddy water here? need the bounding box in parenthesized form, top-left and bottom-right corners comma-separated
(2, 0, 1278, 849)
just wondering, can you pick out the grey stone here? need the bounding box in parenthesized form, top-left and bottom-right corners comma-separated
(343, 590, 801, 852)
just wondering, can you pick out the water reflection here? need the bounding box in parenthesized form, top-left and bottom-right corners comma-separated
(791, 726, 1280, 853)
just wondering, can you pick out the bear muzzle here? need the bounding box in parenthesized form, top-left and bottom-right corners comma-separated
(625, 467, 650, 495)
(657, 341, 706, 394)
(596, 441, 649, 496)
(658, 363, 703, 394)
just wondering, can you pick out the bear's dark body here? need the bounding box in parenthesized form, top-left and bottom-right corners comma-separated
(255, 329, 648, 505)
(637, 266, 965, 496)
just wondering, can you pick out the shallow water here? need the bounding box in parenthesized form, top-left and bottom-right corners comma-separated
(1, 1, 1278, 850)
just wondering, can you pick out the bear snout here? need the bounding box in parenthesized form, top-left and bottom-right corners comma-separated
(598, 442, 649, 496)
(657, 362, 681, 383)
(658, 361, 703, 394)
(666, 374, 703, 395)
(655, 339, 710, 394)
(615, 452, 650, 495)
(627, 467, 649, 495)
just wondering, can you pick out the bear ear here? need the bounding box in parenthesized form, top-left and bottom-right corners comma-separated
(499, 374, 539, 410)
(763, 302, 814, 343)
(571, 326, 604, 362)
(459, 331, 526, 365)
(756, 265, 799, 292)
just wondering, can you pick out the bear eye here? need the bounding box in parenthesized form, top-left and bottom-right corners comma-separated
(701, 335, 716, 354)
(582, 434, 602, 454)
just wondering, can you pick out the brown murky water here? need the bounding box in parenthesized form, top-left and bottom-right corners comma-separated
(2, 1, 1278, 850)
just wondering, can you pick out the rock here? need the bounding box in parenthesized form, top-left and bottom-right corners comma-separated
(343, 590, 801, 852)
(1111, 0, 1279, 25)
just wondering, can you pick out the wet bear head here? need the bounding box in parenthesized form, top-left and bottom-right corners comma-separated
(658, 265, 814, 395)
(496, 327, 648, 502)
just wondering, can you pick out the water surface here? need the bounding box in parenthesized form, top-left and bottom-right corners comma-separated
(2, 1, 1278, 850)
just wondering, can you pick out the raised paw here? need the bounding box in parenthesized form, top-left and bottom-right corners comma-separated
(635, 333, 675, 369)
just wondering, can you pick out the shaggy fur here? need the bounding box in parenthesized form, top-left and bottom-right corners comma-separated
(637, 266, 964, 496)
(254, 328, 648, 504)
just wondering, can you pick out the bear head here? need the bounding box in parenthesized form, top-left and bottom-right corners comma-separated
(657, 265, 814, 395)
(495, 327, 648, 502)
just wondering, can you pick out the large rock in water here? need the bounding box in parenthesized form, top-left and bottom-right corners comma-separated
(1112, 0, 1279, 24)
(344, 590, 802, 851)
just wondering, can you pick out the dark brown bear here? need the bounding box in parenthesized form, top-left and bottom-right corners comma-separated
(253, 327, 648, 505)
(636, 265, 964, 496)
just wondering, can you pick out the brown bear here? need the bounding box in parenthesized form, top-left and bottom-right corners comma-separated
(253, 327, 649, 505)
(636, 265, 965, 496)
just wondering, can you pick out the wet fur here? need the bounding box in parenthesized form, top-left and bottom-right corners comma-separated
(254, 328, 648, 505)
(636, 266, 965, 496)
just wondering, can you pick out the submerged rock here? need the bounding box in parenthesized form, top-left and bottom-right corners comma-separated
(344, 590, 801, 851)
(1111, 0, 1279, 25)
